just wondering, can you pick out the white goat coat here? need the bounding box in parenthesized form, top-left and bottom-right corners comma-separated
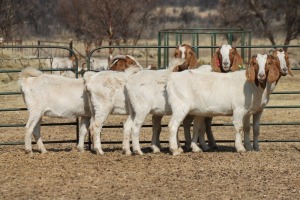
(21, 74, 89, 118)
(126, 69, 171, 116)
(124, 58, 188, 155)
(84, 67, 142, 154)
(167, 70, 277, 155)
(19, 67, 90, 153)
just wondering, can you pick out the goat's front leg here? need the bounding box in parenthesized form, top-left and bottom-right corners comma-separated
(243, 115, 252, 151)
(253, 111, 263, 151)
(182, 115, 193, 148)
(233, 112, 247, 153)
(204, 117, 218, 149)
(151, 115, 163, 153)
(168, 114, 186, 156)
(77, 117, 90, 152)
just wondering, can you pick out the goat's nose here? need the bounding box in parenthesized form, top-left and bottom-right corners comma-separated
(259, 73, 265, 78)
(283, 67, 288, 72)
(223, 61, 229, 66)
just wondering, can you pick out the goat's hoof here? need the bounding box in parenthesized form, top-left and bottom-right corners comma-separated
(190, 143, 202, 153)
(201, 145, 210, 152)
(178, 147, 184, 153)
(133, 149, 144, 155)
(123, 149, 132, 156)
(94, 149, 104, 155)
(244, 145, 253, 151)
(237, 148, 247, 153)
(25, 149, 33, 154)
(253, 146, 260, 151)
(40, 149, 48, 154)
(77, 146, 85, 152)
(172, 149, 181, 156)
(151, 145, 161, 153)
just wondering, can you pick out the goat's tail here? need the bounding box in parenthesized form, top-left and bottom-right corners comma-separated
(19, 67, 43, 79)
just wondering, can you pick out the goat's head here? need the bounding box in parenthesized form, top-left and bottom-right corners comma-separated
(211, 44, 243, 73)
(270, 49, 293, 77)
(172, 44, 198, 72)
(246, 54, 280, 87)
(109, 55, 142, 71)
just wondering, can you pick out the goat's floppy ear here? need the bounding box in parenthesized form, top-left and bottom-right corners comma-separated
(246, 56, 256, 82)
(267, 56, 280, 83)
(173, 47, 180, 58)
(211, 48, 221, 72)
(188, 48, 198, 69)
(231, 48, 244, 71)
(286, 54, 294, 77)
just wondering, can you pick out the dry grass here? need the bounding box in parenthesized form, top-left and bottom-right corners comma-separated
(0, 39, 300, 199)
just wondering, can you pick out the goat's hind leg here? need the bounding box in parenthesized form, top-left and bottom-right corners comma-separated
(32, 119, 47, 153)
(77, 117, 90, 152)
(131, 112, 148, 155)
(24, 113, 42, 154)
(123, 116, 133, 155)
(192, 116, 209, 152)
(182, 115, 193, 149)
(90, 113, 108, 155)
(151, 115, 163, 153)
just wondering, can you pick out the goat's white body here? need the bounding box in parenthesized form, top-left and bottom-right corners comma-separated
(167, 70, 277, 155)
(84, 67, 142, 154)
(19, 67, 90, 153)
(46, 57, 75, 77)
(197, 65, 213, 72)
(123, 58, 190, 155)
(124, 70, 172, 154)
(90, 58, 109, 71)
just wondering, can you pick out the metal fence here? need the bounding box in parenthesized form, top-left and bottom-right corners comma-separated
(0, 44, 299, 148)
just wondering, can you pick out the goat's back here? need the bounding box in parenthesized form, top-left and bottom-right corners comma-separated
(126, 69, 172, 115)
(167, 70, 256, 116)
(20, 70, 90, 118)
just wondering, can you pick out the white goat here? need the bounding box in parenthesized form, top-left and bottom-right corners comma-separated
(85, 59, 185, 155)
(172, 44, 244, 150)
(90, 57, 109, 71)
(124, 58, 187, 155)
(167, 54, 281, 155)
(19, 67, 90, 154)
(271, 48, 293, 77)
(19, 55, 142, 154)
(45, 55, 77, 77)
(83, 66, 145, 155)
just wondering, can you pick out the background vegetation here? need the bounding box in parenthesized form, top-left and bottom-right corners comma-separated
(1, 0, 299, 51)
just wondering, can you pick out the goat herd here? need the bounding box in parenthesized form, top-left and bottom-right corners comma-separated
(18, 44, 293, 156)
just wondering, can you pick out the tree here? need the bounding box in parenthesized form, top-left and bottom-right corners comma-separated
(218, 0, 300, 50)
(57, 0, 158, 56)
(0, 0, 29, 39)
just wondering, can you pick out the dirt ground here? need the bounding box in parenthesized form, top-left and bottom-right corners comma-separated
(0, 67, 299, 199)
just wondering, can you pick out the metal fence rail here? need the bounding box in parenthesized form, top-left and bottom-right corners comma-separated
(0, 44, 299, 148)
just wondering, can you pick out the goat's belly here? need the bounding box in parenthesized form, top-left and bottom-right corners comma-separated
(44, 109, 88, 118)
(150, 101, 172, 116)
(189, 107, 233, 117)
